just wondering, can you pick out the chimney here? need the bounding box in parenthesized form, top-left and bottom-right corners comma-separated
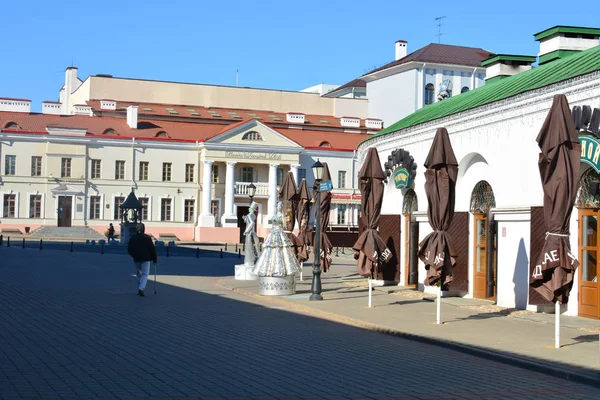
(395, 40, 407, 60)
(127, 105, 138, 129)
(535, 26, 600, 65)
(481, 54, 536, 83)
(42, 101, 62, 115)
(61, 67, 78, 115)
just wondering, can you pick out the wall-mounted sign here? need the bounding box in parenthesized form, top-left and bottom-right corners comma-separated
(580, 135, 600, 172)
(319, 180, 333, 192)
(224, 151, 282, 160)
(331, 193, 361, 204)
(393, 167, 411, 189)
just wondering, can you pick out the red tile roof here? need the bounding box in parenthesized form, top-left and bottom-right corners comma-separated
(0, 111, 368, 151)
(0, 97, 32, 102)
(364, 43, 495, 76)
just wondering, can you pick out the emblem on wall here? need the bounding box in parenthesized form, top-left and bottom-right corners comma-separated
(383, 149, 417, 189)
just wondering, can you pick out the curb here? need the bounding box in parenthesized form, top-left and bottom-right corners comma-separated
(217, 279, 600, 388)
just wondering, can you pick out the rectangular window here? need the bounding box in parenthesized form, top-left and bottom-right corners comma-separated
(91, 159, 101, 179)
(277, 168, 284, 185)
(31, 156, 42, 177)
(162, 162, 172, 182)
(89, 196, 101, 220)
(61, 158, 71, 178)
(114, 196, 125, 220)
(184, 199, 195, 222)
(4, 155, 16, 176)
(139, 161, 149, 181)
(139, 197, 149, 221)
(241, 167, 254, 183)
(3, 194, 16, 218)
(298, 168, 306, 183)
(337, 204, 347, 225)
(161, 198, 171, 221)
(338, 171, 347, 188)
(185, 164, 195, 183)
(211, 165, 219, 183)
(29, 195, 42, 218)
(211, 200, 219, 217)
(115, 160, 125, 180)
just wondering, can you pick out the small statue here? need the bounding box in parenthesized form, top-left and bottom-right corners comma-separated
(253, 201, 301, 277)
(243, 201, 261, 267)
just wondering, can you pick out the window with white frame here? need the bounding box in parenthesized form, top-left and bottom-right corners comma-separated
(139, 161, 149, 181)
(184, 199, 195, 222)
(114, 196, 125, 220)
(211, 200, 220, 218)
(337, 204, 347, 225)
(242, 131, 262, 141)
(29, 195, 42, 218)
(139, 197, 149, 220)
(241, 167, 254, 183)
(162, 162, 172, 182)
(115, 160, 125, 180)
(31, 156, 42, 177)
(338, 171, 347, 188)
(89, 196, 101, 219)
(61, 158, 71, 178)
(212, 165, 219, 183)
(161, 198, 172, 221)
(5, 155, 16, 176)
(424, 83, 435, 106)
(91, 159, 101, 179)
(3, 194, 16, 218)
(185, 164, 195, 183)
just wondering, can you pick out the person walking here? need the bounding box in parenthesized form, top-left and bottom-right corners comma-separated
(107, 223, 115, 243)
(127, 223, 157, 297)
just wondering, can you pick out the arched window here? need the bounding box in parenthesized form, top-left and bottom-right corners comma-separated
(155, 131, 168, 138)
(461, 86, 470, 94)
(424, 83, 435, 106)
(577, 168, 600, 208)
(102, 128, 117, 135)
(319, 141, 332, 148)
(3, 122, 19, 130)
(470, 180, 496, 214)
(242, 131, 262, 141)
(241, 167, 255, 183)
(402, 189, 418, 215)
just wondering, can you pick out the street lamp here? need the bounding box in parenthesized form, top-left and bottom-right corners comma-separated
(248, 182, 256, 203)
(310, 159, 325, 301)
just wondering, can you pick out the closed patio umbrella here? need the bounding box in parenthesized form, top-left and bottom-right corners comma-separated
(279, 171, 302, 257)
(418, 127, 458, 324)
(352, 148, 391, 307)
(296, 178, 312, 280)
(318, 163, 334, 272)
(530, 94, 580, 348)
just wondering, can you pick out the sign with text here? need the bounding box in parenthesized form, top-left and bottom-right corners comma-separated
(392, 166, 411, 189)
(224, 150, 282, 161)
(580, 135, 600, 172)
(319, 180, 333, 192)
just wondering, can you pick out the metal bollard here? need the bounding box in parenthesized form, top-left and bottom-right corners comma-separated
(70, 241, 73, 252)
(238, 248, 241, 258)
(225, 243, 228, 251)
(242, 242, 245, 252)
(101, 243, 104, 254)
(220, 248, 223, 258)
(0, 234, 3, 246)
(7, 237, 10, 247)
(22, 238, 25, 249)
(40, 239, 43, 250)
(235, 243, 238, 252)
(196, 247, 200, 258)
(336, 247, 339, 256)
(166, 246, 169, 257)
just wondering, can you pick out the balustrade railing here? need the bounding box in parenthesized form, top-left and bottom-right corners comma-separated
(234, 182, 269, 196)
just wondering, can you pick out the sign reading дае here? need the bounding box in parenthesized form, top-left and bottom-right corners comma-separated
(393, 167, 411, 189)
(580, 135, 600, 172)
(319, 180, 333, 192)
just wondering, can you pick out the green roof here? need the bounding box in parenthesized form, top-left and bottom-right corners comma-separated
(534, 25, 600, 41)
(365, 45, 600, 144)
(480, 54, 537, 67)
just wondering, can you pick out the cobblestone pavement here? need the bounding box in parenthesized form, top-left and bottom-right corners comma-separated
(0, 247, 599, 400)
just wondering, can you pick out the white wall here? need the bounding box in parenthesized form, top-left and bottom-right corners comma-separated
(333, 97, 368, 119)
(367, 70, 418, 128)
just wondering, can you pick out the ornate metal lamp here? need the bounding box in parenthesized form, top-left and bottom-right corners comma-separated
(310, 159, 325, 301)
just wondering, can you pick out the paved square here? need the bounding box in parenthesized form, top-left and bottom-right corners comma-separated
(0, 246, 599, 399)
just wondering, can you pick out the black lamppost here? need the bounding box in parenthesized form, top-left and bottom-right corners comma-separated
(248, 183, 256, 204)
(310, 159, 325, 301)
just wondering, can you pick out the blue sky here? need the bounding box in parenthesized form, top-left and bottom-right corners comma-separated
(2, 0, 599, 111)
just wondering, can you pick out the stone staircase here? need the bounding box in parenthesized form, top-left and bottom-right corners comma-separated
(29, 226, 106, 240)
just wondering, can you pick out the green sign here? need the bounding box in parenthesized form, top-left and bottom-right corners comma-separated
(580, 135, 600, 172)
(393, 167, 411, 189)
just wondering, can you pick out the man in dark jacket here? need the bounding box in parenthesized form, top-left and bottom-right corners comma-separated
(127, 223, 157, 297)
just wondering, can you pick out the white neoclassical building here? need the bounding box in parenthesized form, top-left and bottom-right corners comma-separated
(357, 25, 600, 320)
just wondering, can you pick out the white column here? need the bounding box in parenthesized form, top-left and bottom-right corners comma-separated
(199, 160, 215, 227)
(221, 161, 237, 227)
(290, 164, 300, 184)
(267, 163, 279, 222)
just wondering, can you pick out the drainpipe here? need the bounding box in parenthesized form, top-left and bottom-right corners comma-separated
(418, 63, 427, 108)
(83, 142, 89, 227)
(472, 67, 478, 89)
(194, 140, 201, 241)
(352, 149, 357, 227)
(131, 137, 136, 190)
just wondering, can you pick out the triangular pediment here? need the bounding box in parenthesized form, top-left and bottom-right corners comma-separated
(51, 184, 85, 196)
(205, 120, 302, 149)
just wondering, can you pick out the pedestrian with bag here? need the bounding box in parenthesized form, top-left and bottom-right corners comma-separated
(127, 223, 157, 297)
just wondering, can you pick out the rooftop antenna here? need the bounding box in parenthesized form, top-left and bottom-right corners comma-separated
(435, 16, 445, 44)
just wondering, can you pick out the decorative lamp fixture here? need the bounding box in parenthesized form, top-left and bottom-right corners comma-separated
(248, 183, 257, 200)
(312, 159, 324, 182)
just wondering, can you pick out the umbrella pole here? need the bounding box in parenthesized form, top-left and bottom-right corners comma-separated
(436, 285, 441, 325)
(555, 301, 560, 349)
(300, 262, 303, 281)
(368, 278, 372, 308)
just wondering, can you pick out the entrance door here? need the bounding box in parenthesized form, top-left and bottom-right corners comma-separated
(237, 206, 250, 243)
(57, 196, 72, 227)
(473, 214, 496, 299)
(579, 209, 599, 319)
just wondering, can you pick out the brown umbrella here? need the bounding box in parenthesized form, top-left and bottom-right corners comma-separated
(418, 127, 458, 287)
(278, 171, 302, 256)
(352, 148, 392, 278)
(318, 163, 334, 272)
(296, 178, 312, 263)
(530, 94, 580, 304)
